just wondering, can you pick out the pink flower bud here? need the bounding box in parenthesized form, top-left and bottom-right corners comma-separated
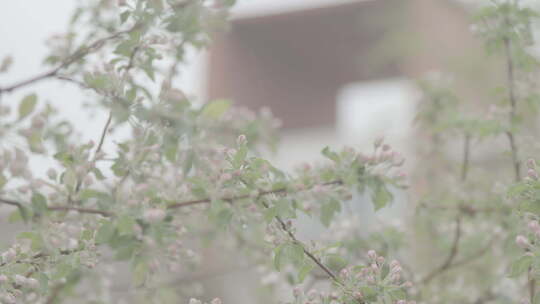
(14, 275, 26, 286)
(307, 289, 318, 299)
(25, 278, 39, 289)
(353, 291, 363, 299)
(236, 134, 247, 146)
(0, 294, 15, 304)
(391, 265, 402, 274)
(516, 235, 530, 249)
(210, 298, 222, 304)
(376, 256, 385, 265)
(403, 281, 413, 288)
(220, 173, 232, 182)
(1, 248, 16, 263)
(143, 208, 166, 223)
(390, 260, 400, 269)
(528, 169, 539, 180)
(293, 286, 302, 297)
(528, 220, 540, 232)
(528, 159, 537, 169)
(367, 250, 377, 260)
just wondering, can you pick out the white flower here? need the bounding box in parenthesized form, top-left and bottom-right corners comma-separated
(0, 293, 16, 304)
(210, 298, 222, 304)
(25, 278, 39, 289)
(236, 134, 247, 146)
(14, 274, 26, 286)
(516, 235, 530, 249)
(1, 248, 16, 263)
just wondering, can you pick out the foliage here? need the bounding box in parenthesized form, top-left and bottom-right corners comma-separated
(0, 0, 540, 304)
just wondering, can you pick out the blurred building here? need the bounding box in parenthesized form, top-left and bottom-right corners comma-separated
(207, 0, 496, 169)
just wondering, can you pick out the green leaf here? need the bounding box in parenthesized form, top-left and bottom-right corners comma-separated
(133, 259, 149, 286)
(92, 167, 106, 180)
(95, 221, 116, 244)
(19, 93, 37, 120)
(31, 192, 48, 215)
(274, 244, 285, 271)
(79, 189, 108, 200)
(202, 99, 231, 119)
(117, 215, 136, 236)
(120, 11, 131, 24)
(274, 243, 305, 271)
(232, 145, 247, 168)
(183, 151, 195, 175)
(320, 198, 341, 227)
(509, 255, 533, 278)
(17, 231, 43, 251)
(321, 146, 340, 162)
(371, 180, 393, 211)
(9, 205, 30, 223)
(298, 262, 314, 283)
(0, 173, 6, 189)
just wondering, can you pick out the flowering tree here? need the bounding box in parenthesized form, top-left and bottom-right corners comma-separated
(0, 0, 538, 303)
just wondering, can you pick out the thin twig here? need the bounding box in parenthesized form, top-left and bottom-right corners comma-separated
(167, 180, 342, 209)
(421, 217, 462, 284)
(47, 206, 113, 217)
(94, 111, 113, 157)
(0, 23, 141, 94)
(0, 197, 22, 208)
(503, 35, 521, 182)
(461, 133, 471, 182)
(0, 180, 344, 218)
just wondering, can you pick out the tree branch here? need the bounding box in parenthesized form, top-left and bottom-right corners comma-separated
(0, 180, 344, 218)
(0, 23, 141, 95)
(503, 35, 521, 182)
(461, 133, 471, 182)
(421, 217, 461, 284)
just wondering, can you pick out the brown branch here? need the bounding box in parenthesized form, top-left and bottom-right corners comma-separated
(503, 35, 521, 182)
(0, 23, 141, 94)
(247, 181, 363, 304)
(45, 282, 67, 304)
(0, 180, 344, 218)
(0, 197, 22, 208)
(421, 217, 461, 284)
(167, 180, 342, 209)
(94, 111, 113, 158)
(46, 206, 113, 217)
(447, 238, 494, 269)
(419, 236, 494, 288)
(461, 133, 471, 182)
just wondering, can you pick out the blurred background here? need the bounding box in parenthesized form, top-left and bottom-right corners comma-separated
(0, 0, 519, 302)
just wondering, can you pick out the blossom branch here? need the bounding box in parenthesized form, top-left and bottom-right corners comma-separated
(421, 217, 461, 284)
(0, 180, 343, 217)
(0, 23, 141, 95)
